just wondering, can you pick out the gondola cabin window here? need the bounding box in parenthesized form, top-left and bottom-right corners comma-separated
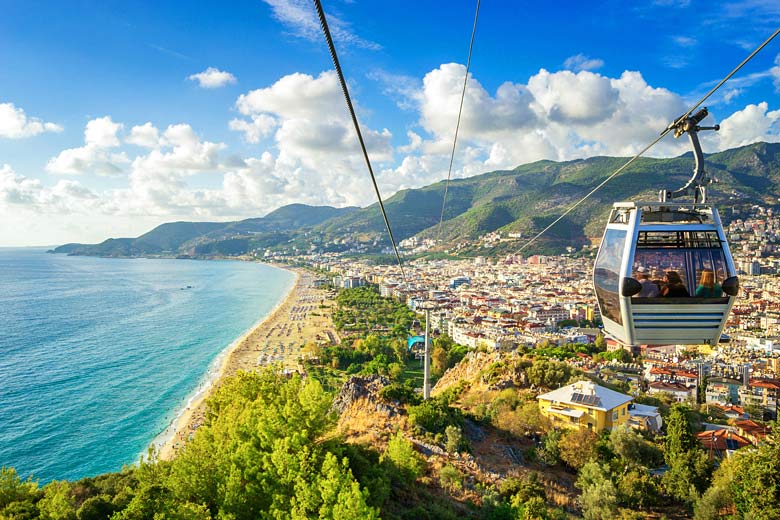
(594, 228, 626, 324)
(631, 230, 729, 301)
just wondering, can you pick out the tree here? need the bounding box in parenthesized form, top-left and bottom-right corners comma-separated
(663, 450, 712, 504)
(444, 425, 466, 455)
(526, 359, 572, 388)
(575, 462, 618, 520)
(438, 465, 462, 492)
(608, 425, 663, 467)
(0, 467, 39, 511)
(664, 405, 698, 462)
(501, 473, 546, 510)
(381, 433, 424, 485)
(308, 453, 378, 520)
(38, 481, 76, 520)
(559, 429, 598, 470)
(431, 346, 449, 378)
(710, 423, 780, 519)
(616, 468, 658, 510)
(537, 430, 561, 466)
(662, 405, 712, 503)
(76, 495, 116, 520)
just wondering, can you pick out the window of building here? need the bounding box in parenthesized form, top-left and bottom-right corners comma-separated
(612, 410, 618, 421)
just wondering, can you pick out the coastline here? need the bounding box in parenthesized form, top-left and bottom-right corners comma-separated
(155, 265, 336, 461)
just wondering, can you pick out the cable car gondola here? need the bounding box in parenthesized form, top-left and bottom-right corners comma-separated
(594, 108, 739, 346)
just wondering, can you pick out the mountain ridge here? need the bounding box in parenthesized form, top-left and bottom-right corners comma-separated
(53, 142, 780, 257)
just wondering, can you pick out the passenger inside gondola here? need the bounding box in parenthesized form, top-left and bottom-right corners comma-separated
(695, 269, 723, 297)
(661, 271, 689, 297)
(635, 268, 659, 297)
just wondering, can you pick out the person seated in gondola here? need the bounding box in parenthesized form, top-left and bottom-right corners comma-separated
(695, 269, 723, 298)
(635, 267, 660, 297)
(661, 271, 689, 297)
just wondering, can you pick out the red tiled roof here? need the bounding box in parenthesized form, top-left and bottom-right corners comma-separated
(749, 379, 780, 390)
(697, 429, 751, 452)
(712, 404, 744, 415)
(649, 381, 692, 393)
(734, 420, 770, 439)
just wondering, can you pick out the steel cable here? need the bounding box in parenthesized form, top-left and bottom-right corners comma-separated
(436, 0, 481, 245)
(313, 0, 407, 282)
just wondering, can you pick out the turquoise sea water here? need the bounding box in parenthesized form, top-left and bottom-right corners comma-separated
(0, 248, 295, 483)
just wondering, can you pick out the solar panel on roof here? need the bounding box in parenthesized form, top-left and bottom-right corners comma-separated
(571, 392, 602, 407)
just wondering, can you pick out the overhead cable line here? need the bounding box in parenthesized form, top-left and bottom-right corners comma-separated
(436, 0, 481, 245)
(313, 0, 407, 282)
(517, 27, 780, 254)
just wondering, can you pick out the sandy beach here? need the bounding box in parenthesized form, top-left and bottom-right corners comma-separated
(156, 265, 338, 461)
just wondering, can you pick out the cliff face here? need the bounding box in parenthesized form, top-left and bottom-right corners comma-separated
(432, 351, 529, 396)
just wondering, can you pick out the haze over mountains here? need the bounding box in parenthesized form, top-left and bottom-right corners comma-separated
(53, 142, 780, 257)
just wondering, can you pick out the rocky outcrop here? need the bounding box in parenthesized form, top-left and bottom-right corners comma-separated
(432, 351, 529, 396)
(331, 374, 392, 414)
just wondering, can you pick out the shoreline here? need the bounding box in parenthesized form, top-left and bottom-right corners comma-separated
(154, 265, 336, 461)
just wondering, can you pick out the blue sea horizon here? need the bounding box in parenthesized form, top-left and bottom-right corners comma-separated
(0, 249, 295, 483)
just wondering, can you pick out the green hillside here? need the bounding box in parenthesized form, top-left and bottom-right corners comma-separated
(53, 142, 780, 257)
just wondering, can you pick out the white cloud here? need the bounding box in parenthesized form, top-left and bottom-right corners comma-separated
(419, 63, 537, 140)
(261, 0, 380, 50)
(380, 66, 693, 183)
(236, 71, 345, 120)
(723, 88, 742, 103)
(46, 116, 128, 175)
(84, 116, 122, 147)
(563, 54, 605, 72)
(672, 36, 697, 47)
(228, 114, 277, 143)
(9, 62, 780, 246)
(126, 122, 161, 148)
(121, 124, 228, 215)
(187, 67, 237, 89)
(0, 163, 99, 212)
(716, 102, 780, 149)
(0, 102, 62, 139)
(528, 69, 619, 125)
(223, 70, 395, 212)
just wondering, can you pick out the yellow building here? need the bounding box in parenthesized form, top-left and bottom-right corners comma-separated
(537, 380, 632, 431)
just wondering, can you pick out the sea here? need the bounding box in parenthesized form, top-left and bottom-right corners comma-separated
(0, 248, 296, 483)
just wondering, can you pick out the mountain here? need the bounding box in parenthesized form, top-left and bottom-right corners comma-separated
(52, 204, 358, 257)
(54, 142, 780, 257)
(318, 141, 780, 253)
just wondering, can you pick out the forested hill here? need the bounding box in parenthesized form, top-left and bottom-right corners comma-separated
(54, 142, 780, 257)
(52, 204, 358, 257)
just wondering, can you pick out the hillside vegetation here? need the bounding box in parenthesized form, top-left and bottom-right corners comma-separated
(3, 286, 780, 519)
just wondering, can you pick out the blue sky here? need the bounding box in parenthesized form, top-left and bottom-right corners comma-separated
(1, 0, 779, 245)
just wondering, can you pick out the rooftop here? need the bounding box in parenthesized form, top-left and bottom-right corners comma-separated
(537, 380, 632, 411)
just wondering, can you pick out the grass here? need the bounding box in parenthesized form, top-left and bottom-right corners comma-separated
(399, 356, 445, 390)
(400, 357, 425, 388)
